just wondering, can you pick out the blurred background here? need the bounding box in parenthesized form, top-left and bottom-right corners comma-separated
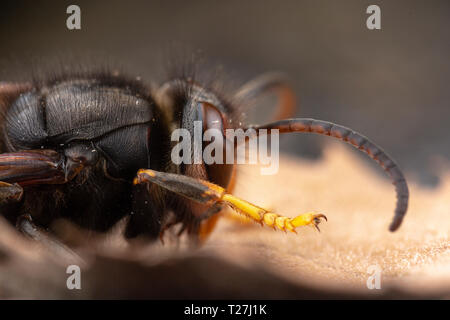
(0, 0, 449, 299)
(0, 0, 449, 186)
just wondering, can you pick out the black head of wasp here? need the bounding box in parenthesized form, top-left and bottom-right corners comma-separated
(0, 67, 409, 254)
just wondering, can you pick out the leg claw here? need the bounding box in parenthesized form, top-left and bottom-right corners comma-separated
(312, 214, 327, 232)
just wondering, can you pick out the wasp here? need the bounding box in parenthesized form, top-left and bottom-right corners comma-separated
(0, 69, 409, 252)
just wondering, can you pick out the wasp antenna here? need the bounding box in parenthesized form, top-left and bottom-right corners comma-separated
(234, 73, 296, 121)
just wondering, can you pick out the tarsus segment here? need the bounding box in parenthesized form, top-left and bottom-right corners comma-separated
(249, 118, 409, 231)
(134, 169, 327, 232)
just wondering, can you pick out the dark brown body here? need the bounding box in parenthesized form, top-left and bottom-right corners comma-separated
(0, 74, 236, 240)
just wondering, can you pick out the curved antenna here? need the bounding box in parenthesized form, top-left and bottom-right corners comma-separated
(234, 73, 296, 121)
(247, 118, 409, 232)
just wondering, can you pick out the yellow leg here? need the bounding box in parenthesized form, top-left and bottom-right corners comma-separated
(221, 194, 327, 233)
(223, 209, 254, 225)
(135, 169, 327, 234)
